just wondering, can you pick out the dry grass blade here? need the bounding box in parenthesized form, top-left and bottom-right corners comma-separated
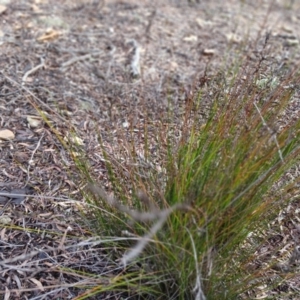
(88, 183, 190, 222)
(253, 101, 284, 162)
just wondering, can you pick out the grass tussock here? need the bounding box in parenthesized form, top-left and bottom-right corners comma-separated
(64, 39, 300, 299)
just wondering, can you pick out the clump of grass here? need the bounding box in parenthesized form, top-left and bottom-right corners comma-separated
(72, 41, 300, 299)
(156, 67, 300, 299)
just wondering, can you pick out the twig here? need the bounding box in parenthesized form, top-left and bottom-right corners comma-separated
(105, 44, 116, 80)
(58, 226, 73, 251)
(52, 46, 101, 54)
(25, 132, 44, 186)
(22, 58, 45, 85)
(0, 199, 12, 216)
(127, 39, 141, 78)
(61, 51, 102, 70)
(145, 9, 156, 42)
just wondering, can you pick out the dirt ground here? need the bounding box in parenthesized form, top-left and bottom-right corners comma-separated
(1, 0, 300, 298)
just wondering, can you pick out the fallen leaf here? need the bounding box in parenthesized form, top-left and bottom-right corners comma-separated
(291, 15, 298, 23)
(202, 49, 216, 55)
(0, 5, 7, 14)
(286, 38, 299, 46)
(122, 121, 129, 128)
(29, 278, 44, 291)
(281, 25, 293, 33)
(1, 227, 7, 241)
(4, 287, 10, 300)
(170, 61, 178, 72)
(0, 215, 11, 225)
(196, 18, 213, 28)
(37, 29, 61, 42)
(27, 115, 42, 128)
(225, 32, 242, 43)
(0, 129, 15, 140)
(0, 29, 3, 45)
(183, 35, 197, 42)
(64, 135, 84, 146)
(31, 4, 42, 13)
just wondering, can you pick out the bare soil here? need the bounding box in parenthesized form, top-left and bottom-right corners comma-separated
(1, 0, 300, 298)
